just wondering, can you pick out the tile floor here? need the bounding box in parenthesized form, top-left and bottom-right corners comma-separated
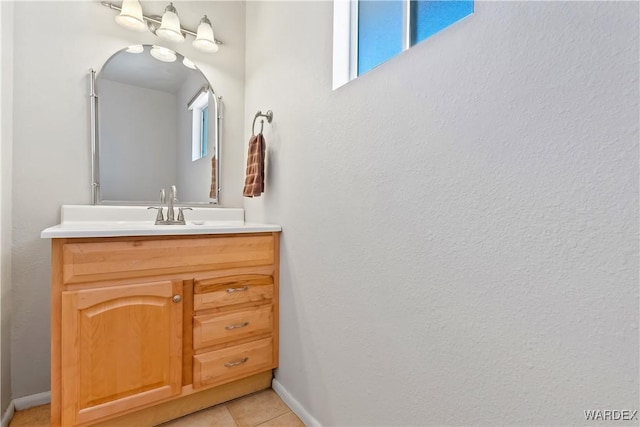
(9, 389, 305, 427)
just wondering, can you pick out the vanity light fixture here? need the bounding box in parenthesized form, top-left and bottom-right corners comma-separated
(102, 1, 223, 51)
(193, 15, 218, 53)
(115, 0, 145, 32)
(150, 45, 177, 63)
(156, 3, 184, 42)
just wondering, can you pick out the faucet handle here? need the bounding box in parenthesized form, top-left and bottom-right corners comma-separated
(177, 207, 192, 222)
(147, 206, 164, 223)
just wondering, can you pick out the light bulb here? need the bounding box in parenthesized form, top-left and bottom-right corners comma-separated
(156, 3, 184, 42)
(192, 15, 219, 53)
(115, 0, 146, 32)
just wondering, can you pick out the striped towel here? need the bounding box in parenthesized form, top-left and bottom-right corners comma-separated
(209, 155, 217, 199)
(243, 133, 265, 197)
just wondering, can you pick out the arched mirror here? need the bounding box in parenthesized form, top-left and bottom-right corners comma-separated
(91, 44, 221, 205)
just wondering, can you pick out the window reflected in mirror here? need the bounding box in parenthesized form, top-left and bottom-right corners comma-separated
(188, 86, 211, 162)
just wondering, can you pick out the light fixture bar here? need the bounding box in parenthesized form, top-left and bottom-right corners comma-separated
(101, 1, 223, 45)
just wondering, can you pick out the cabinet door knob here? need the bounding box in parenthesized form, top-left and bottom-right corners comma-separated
(172, 295, 182, 303)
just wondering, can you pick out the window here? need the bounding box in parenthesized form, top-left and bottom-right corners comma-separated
(357, 1, 404, 76)
(410, 1, 474, 45)
(188, 86, 210, 162)
(333, 0, 473, 88)
(200, 105, 209, 158)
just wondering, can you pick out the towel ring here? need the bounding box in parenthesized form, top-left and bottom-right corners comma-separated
(252, 110, 273, 135)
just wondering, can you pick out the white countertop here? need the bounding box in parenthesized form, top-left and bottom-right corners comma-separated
(40, 205, 281, 238)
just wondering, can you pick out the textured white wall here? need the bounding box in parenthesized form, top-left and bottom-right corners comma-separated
(10, 0, 245, 398)
(99, 79, 177, 201)
(245, 1, 639, 425)
(0, 0, 13, 414)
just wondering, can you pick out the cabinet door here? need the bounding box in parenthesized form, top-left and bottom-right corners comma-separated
(61, 280, 183, 426)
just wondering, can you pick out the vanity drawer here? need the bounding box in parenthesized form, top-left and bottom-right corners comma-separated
(193, 338, 273, 388)
(61, 235, 275, 284)
(193, 305, 273, 350)
(194, 275, 273, 310)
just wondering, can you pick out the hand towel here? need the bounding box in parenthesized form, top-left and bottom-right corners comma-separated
(209, 155, 217, 199)
(243, 133, 265, 197)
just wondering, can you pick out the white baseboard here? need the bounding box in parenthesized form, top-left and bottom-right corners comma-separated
(272, 379, 321, 427)
(0, 402, 14, 427)
(0, 390, 51, 427)
(13, 391, 51, 410)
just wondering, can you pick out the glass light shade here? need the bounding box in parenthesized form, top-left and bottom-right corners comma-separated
(115, 0, 146, 32)
(182, 57, 196, 69)
(192, 16, 218, 53)
(156, 3, 184, 42)
(150, 46, 177, 63)
(126, 44, 144, 53)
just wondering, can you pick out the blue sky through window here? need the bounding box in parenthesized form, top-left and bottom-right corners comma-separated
(356, 0, 473, 77)
(357, 1, 404, 75)
(411, 0, 474, 45)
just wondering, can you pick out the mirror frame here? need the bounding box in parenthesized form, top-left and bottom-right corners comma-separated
(89, 47, 222, 206)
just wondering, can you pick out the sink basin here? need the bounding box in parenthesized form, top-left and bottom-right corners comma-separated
(41, 205, 281, 238)
(60, 205, 245, 223)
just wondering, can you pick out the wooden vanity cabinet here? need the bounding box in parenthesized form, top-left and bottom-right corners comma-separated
(50, 233, 280, 427)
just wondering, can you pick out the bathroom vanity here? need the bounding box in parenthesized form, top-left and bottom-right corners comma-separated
(42, 206, 281, 426)
(36, 36, 279, 425)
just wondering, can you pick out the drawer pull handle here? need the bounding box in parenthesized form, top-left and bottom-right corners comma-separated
(226, 286, 249, 293)
(172, 295, 182, 303)
(225, 322, 249, 330)
(224, 357, 249, 368)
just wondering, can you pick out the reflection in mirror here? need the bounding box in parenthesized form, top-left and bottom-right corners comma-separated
(93, 44, 220, 205)
(188, 86, 210, 162)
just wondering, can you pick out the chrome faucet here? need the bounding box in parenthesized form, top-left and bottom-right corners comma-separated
(148, 185, 190, 225)
(167, 185, 177, 222)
